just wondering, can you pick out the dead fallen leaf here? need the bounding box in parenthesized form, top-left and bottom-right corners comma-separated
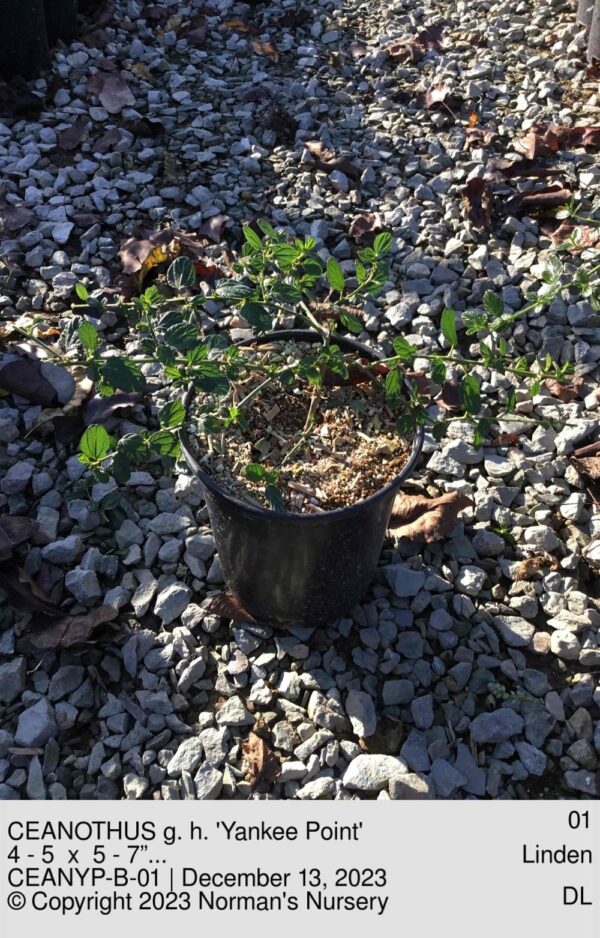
(224, 18, 252, 33)
(251, 37, 279, 62)
(0, 566, 61, 615)
(542, 219, 600, 252)
(93, 127, 122, 153)
(0, 516, 39, 562)
(187, 14, 208, 46)
(514, 554, 559, 580)
(440, 379, 461, 411)
(349, 213, 383, 241)
(571, 456, 600, 481)
(0, 202, 35, 232)
(196, 214, 228, 243)
(305, 140, 361, 180)
(545, 377, 585, 402)
(84, 391, 140, 426)
(386, 24, 443, 64)
(193, 260, 225, 282)
(491, 432, 521, 446)
(504, 183, 572, 215)
(58, 116, 90, 151)
(573, 440, 600, 459)
(127, 116, 166, 138)
(27, 605, 119, 650)
(462, 176, 493, 228)
(465, 125, 498, 148)
(242, 731, 281, 787)
(423, 82, 461, 110)
(98, 74, 135, 114)
(118, 228, 179, 277)
(485, 158, 564, 181)
(0, 358, 57, 406)
(206, 592, 257, 621)
(388, 491, 474, 542)
(516, 123, 600, 159)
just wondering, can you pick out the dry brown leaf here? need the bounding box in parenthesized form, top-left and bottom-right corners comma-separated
(515, 124, 600, 159)
(423, 82, 461, 110)
(27, 605, 119, 650)
(0, 516, 39, 561)
(514, 554, 558, 580)
(504, 183, 572, 215)
(386, 24, 443, 64)
(543, 219, 600, 252)
(462, 176, 493, 228)
(224, 17, 251, 32)
(98, 74, 135, 114)
(571, 456, 600, 482)
(464, 126, 498, 148)
(305, 140, 361, 179)
(58, 116, 90, 151)
(388, 491, 474, 542)
(206, 592, 257, 622)
(349, 212, 383, 241)
(251, 37, 279, 62)
(545, 377, 585, 402)
(0, 566, 61, 614)
(242, 731, 281, 787)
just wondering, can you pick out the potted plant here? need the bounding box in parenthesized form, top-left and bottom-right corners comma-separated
(25, 218, 593, 626)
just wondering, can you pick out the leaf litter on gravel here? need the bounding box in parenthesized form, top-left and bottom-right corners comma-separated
(305, 141, 361, 179)
(388, 491, 474, 542)
(242, 731, 281, 787)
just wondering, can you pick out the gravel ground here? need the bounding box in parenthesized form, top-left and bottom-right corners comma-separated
(0, 0, 599, 800)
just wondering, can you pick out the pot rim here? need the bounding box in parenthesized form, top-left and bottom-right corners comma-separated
(179, 328, 425, 522)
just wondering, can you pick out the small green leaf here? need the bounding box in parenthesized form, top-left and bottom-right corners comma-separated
(78, 320, 98, 353)
(215, 280, 255, 301)
(483, 291, 504, 318)
(257, 219, 277, 238)
(373, 232, 393, 256)
(101, 357, 146, 393)
(242, 225, 263, 251)
(392, 336, 415, 361)
(240, 302, 272, 333)
(440, 307, 458, 347)
(385, 367, 403, 399)
(148, 430, 180, 457)
(75, 283, 90, 301)
(243, 463, 267, 483)
(430, 356, 447, 384)
(459, 374, 481, 415)
(159, 400, 186, 429)
(396, 413, 416, 436)
(265, 484, 285, 512)
(112, 452, 132, 484)
(339, 310, 363, 334)
(80, 425, 113, 462)
(167, 256, 196, 290)
(326, 258, 345, 293)
(164, 321, 200, 351)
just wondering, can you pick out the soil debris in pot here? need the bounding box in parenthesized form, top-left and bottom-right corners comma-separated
(188, 342, 411, 513)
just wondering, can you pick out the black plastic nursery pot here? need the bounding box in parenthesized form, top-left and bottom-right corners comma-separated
(179, 330, 424, 627)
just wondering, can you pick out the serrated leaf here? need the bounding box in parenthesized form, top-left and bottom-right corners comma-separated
(148, 430, 180, 457)
(396, 413, 416, 436)
(78, 320, 98, 353)
(392, 336, 415, 360)
(326, 257, 345, 293)
(385, 367, 402, 399)
(164, 321, 200, 351)
(440, 307, 458, 347)
(215, 280, 255, 301)
(79, 425, 113, 461)
(159, 400, 186, 429)
(244, 463, 267, 483)
(339, 310, 363, 334)
(167, 256, 196, 290)
(240, 301, 272, 332)
(265, 484, 285, 512)
(242, 226, 262, 250)
(430, 356, 447, 384)
(482, 290, 504, 317)
(100, 357, 146, 393)
(75, 283, 90, 301)
(373, 232, 393, 255)
(459, 374, 481, 414)
(111, 452, 132, 484)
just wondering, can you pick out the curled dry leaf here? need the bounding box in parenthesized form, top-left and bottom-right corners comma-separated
(504, 183, 572, 215)
(542, 219, 600, 252)
(98, 74, 135, 114)
(464, 126, 498, 148)
(386, 24, 443, 64)
(423, 82, 462, 110)
(571, 455, 600, 482)
(93, 127, 123, 153)
(305, 141, 361, 179)
(388, 491, 474, 542)
(224, 17, 251, 32)
(27, 605, 119, 650)
(349, 212, 383, 241)
(58, 116, 90, 151)
(242, 731, 281, 787)
(514, 554, 559, 581)
(118, 228, 178, 277)
(196, 214, 229, 243)
(251, 37, 279, 62)
(206, 592, 257, 622)
(0, 566, 61, 615)
(462, 176, 493, 228)
(0, 516, 39, 561)
(516, 124, 600, 159)
(0, 358, 57, 406)
(84, 391, 140, 426)
(545, 377, 585, 402)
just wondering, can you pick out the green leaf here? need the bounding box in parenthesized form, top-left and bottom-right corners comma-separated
(326, 258, 345, 293)
(265, 484, 285, 512)
(473, 417, 492, 447)
(462, 310, 488, 335)
(192, 362, 229, 395)
(164, 321, 200, 351)
(100, 489, 122, 511)
(215, 280, 255, 301)
(459, 374, 481, 415)
(430, 356, 446, 384)
(240, 301, 272, 332)
(482, 291, 504, 318)
(242, 225, 262, 251)
(78, 320, 98, 353)
(392, 336, 415, 361)
(167, 256, 196, 290)
(257, 219, 277, 238)
(80, 425, 113, 462)
(112, 452, 132, 484)
(373, 232, 393, 256)
(75, 283, 90, 301)
(118, 433, 147, 458)
(431, 421, 449, 442)
(202, 416, 226, 434)
(339, 310, 363, 334)
(355, 259, 367, 285)
(101, 357, 146, 393)
(148, 430, 180, 457)
(440, 307, 458, 347)
(385, 367, 403, 399)
(396, 413, 416, 436)
(159, 400, 186, 429)
(243, 463, 267, 483)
